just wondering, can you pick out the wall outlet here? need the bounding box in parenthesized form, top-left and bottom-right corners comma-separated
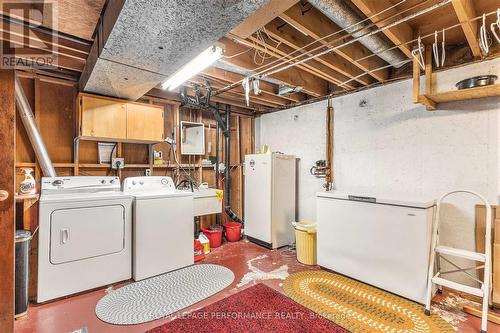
(145, 169, 151, 176)
(111, 158, 125, 169)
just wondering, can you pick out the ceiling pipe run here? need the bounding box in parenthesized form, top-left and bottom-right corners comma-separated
(15, 76, 56, 177)
(307, 0, 407, 67)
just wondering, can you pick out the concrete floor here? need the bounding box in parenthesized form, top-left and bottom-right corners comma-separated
(14, 239, 500, 333)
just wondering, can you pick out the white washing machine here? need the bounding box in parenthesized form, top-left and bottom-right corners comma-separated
(123, 176, 194, 281)
(37, 176, 132, 303)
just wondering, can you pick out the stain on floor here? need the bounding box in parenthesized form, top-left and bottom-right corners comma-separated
(14, 239, 500, 333)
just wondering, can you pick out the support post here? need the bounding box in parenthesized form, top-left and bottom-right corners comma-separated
(0, 69, 16, 333)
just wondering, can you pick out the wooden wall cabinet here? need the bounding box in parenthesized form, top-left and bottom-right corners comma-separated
(126, 103, 164, 142)
(78, 93, 164, 143)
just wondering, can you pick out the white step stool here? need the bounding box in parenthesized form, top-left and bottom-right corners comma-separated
(425, 190, 492, 333)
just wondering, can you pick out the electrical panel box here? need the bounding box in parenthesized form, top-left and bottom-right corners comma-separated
(180, 121, 205, 155)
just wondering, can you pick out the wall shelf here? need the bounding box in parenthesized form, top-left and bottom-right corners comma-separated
(15, 193, 39, 202)
(424, 84, 500, 104)
(412, 46, 500, 111)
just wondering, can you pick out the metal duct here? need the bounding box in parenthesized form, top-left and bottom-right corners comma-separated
(15, 76, 56, 177)
(307, 0, 407, 68)
(80, 0, 269, 100)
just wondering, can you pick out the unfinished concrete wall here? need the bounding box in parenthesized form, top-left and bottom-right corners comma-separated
(257, 58, 500, 284)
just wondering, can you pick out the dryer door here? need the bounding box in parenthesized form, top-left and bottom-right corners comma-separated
(50, 205, 125, 264)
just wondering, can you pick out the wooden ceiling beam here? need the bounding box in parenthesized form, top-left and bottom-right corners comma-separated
(348, 0, 413, 59)
(147, 88, 260, 115)
(198, 76, 290, 107)
(219, 37, 329, 97)
(280, 3, 389, 82)
(0, 18, 91, 59)
(451, 0, 482, 58)
(189, 77, 285, 108)
(230, 0, 300, 38)
(201, 67, 307, 103)
(243, 33, 355, 89)
(265, 18, 373, 86)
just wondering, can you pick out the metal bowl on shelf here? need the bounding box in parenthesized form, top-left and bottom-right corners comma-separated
(455, 75, 498, 90)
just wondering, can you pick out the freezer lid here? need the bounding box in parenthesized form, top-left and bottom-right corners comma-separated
(316, 191, 436, 209)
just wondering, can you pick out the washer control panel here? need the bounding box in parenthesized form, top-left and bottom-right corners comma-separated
(122, 176, 175, 193)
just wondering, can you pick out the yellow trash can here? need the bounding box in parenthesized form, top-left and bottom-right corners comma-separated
(294, 221, 317, 265)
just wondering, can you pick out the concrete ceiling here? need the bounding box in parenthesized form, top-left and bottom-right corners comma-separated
(81, 0, 269, 100)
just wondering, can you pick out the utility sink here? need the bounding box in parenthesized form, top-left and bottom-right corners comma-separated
(185, 188, 222, 216)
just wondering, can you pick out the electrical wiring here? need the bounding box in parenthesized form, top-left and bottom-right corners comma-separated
(215, 0, 447, 96)
(260, 0, 452, 79)
(247, 0, 410, 76)
(223, 47, 253, 59)
(353, 9, 499, 66)
(252, 27, 282, 65)
(265, 8, 499, 112)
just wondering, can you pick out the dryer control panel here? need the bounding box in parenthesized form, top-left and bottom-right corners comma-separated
(41, 176, 121, 194)
(122, 176, 175, 193)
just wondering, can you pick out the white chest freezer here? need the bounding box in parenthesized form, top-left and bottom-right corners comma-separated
(244, 153, 296, 249)
(316, 191, 436, 303)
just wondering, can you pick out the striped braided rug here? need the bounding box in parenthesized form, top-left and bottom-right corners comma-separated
(283, 271, 453, 333)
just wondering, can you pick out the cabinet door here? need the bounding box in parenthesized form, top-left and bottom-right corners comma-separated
(80, 95, 127, 139)
(126, 103, 164, 142)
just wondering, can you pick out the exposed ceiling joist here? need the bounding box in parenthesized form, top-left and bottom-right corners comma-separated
(451, 0, 482, 57)
(242, 33, 356, 89)
(201, 67, 307, 103)
(189, 77, 285, 108)
(220, 37, 329, 97)
(348, 0, 414, 59)
(280, 4, 389, 82)
(230, 0, 300, 38)
(264, 19, 373, 86)
(147, 88, 256, 115)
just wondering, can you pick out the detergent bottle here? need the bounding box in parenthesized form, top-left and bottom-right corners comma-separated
(19, 168, 36, 195)
(194, 239, 205, 262)
(198, 232, 210, 254)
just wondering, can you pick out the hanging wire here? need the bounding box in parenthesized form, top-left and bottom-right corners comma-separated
(265, 8, 500, 112)
(355, 9, 498, 65)
(336, 9, 499, 90)
(215, 0, 445, 95)
(248, 0, 410, 75)
(260, 0, 452, 79)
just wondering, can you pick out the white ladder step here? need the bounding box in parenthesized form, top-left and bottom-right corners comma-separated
(432, 275, 484, 297)
(435, 245, 486, 262)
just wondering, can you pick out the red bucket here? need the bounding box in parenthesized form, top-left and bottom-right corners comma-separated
(224, 222, 242, 242)
(202, 227, 223, 248)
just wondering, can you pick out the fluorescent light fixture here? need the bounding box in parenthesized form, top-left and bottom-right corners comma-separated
(161, 45, 224, 91)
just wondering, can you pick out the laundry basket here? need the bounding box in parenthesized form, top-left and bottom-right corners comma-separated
(293, 221, 317, 265)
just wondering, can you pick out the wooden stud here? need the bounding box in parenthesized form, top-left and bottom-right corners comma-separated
(0, 69, 16, 333)
(201, 67, 306, 104)
(280, 4, 390, 82)
(349, 0, 414, 59)
(412, 54, 421, 104)
(243, 33, 355, 89)
(264, 19, 372, 86)
(451, 0, 482, 58)
(230, 0, 300, 38)
(425, 46, 434, 96)
(220, 37, 329, 97)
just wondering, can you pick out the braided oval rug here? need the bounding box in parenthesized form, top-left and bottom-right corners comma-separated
(283, 271, 454, 333)
(96, 264, 234, 325)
